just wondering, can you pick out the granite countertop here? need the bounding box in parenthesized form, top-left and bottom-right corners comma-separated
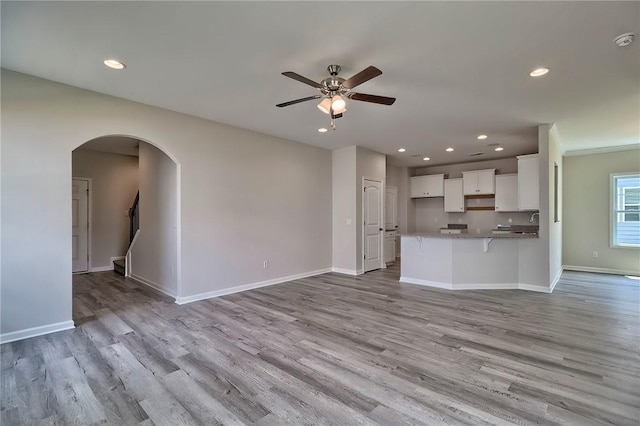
(401, 232, 538, 239)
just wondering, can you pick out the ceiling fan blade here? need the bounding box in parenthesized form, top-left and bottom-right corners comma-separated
(282, 71, 323, 89)
(342, 66, 382, 89)
(348, 92, 396, 105)
(276, 95, 321, 108)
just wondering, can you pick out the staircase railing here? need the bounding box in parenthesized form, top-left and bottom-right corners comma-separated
(129, 191, 140, 245)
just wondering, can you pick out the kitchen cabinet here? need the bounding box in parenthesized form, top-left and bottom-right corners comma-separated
(410, 174, 444, 198)
(385, 186, 398, 230)
(494, 174, 518, 212)
(384, 230, 397, 264)
(462, 169, 496, 195)
(517, 154, 539, 210)
(444, 178, 465, 212)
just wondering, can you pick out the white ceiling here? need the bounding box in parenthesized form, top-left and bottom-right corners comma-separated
(2, 1, 639, 167)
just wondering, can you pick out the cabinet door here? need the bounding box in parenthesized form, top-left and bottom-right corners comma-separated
(495, 175, 518, 212)
(410, 176, 428, 198)
(384, 236, 395, 263)
(462, 171, 478, 195)
(518, 155, 539, 210)
(424, 174, 444, 197)
(410, 174, 444, 198)
(476, 169, 496, 194)
(444, 178, 465, 212)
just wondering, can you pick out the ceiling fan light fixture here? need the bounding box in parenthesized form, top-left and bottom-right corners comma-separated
(317, 98, 332, 114)
(331, 95, 346, 111)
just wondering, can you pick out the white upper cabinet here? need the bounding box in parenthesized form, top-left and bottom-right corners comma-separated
(385, 186, 398, 230)
(494, 174, 518, 212)
(410, 174, 444, 198)
(462, 169, 496, 195)
(444, 178, 465, 212)
(517, 154, 539, 210)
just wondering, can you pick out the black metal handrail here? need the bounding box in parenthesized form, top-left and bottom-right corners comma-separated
(129, 191, 140, 245)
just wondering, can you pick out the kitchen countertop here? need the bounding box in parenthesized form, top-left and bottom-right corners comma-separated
(401, 232, 538, 239)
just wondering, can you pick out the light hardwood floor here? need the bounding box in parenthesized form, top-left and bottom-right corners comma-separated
(1, 264, 639, 425)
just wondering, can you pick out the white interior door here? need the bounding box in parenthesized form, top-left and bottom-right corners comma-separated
(363, 179, 383, 272)
(72, 179, 89, 272)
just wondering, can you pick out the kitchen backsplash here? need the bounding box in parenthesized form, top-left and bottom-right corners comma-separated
(414, 197, 534, 233)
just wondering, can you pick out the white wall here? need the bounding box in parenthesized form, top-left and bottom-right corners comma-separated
(356, 146, 386, 272)
(517, 124, 562, 289)
(563, 148, 640, 274)
(130, 143, 178, 295)
(72, 149, 139, 269)
(413, 158, 532, 233)
(332, 147, 357, 272)
(1, 70, 332, 338)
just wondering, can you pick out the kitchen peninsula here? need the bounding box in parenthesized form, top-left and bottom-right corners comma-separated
(400, 231, 551, 292)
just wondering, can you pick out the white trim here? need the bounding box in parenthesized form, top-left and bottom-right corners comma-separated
(399, 277, 553, 293)
(0, 320, 75, 344)
(362, 176, 385, 273)
(331, 267, 362, 276)
(72, 177, 92, 273)
(610, 172, 640, 248)
(90, 265, 113, 272)
(129, 274, 177, 298)
(563, 265, 640, 277)
(175, 268, 332, 305)
(176, 163, 182, 300)
(564, 144, 640, 157)
(125, 229, 140, 277)
(518, 283, 553, 293)
(549, 266, 563, 292)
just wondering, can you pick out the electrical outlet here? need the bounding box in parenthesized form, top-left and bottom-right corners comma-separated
(508, 218, 512, 223)
(170, 267, 175, 277)
(263, 260, 268, 268)
(346, 218, 352, 225)
(592, 251, 598, 258)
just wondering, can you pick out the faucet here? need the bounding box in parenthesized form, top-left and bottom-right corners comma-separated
(529, 212, 540, 223)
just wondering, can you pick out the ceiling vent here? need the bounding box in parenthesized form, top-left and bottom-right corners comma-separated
(468, 152, 484, 157)
(614, 32, 635, 47)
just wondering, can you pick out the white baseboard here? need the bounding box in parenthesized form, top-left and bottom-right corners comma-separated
(175, 268, 332, 305)
(331, 267, 362, 276)
(399, 277, 552, 293)
(549, 267, 564, 292)
(129, 274, 177, 298)
(0, 320, 75, 344)
(519, 283, 553, 293)
(563, 265, 640, 277)
(111, 256, 125, 261)
(90, 265, 113, 272)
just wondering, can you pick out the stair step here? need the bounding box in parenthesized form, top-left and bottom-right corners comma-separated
(113, 259, 125, 276)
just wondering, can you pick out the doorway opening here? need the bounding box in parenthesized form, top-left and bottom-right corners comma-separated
(71, 135, 181, 298)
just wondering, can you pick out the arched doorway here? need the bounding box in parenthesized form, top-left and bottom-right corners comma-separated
(71, 135, 181, 299)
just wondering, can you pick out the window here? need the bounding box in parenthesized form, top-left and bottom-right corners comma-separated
(612, 173, 640, 247)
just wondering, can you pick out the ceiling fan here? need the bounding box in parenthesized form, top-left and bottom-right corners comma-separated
(276, 64, 396, 130)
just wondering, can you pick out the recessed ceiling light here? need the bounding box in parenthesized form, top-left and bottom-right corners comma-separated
(104, 59, 126, 70)
(530, 67, 549, 77)
(445, 147, 454, 152)
(318, 128, 328, 133)
(494, 147, 504, 152)
(423, 157, 430, 161)
(477, 134, 488, 140)
(398, 148, 406, 152)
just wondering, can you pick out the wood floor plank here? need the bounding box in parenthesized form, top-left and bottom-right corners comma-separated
(1, 265, 638, 425)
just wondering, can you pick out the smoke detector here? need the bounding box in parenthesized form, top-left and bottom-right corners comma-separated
(614, 32, 635, 47)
